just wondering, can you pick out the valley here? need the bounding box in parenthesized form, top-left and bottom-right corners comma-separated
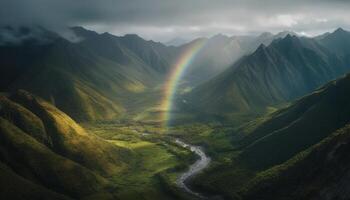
(83, 121, 226, 200)
(175, 139, 211, 198)
(2, 24, 350, 200)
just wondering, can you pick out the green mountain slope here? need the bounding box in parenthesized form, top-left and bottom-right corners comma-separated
(0, 90, 131, 199)
(0, 160, 72, 200)
(0, 27, 179, 122)
(239, 73, 350, 170)
(242, 124, 350, 200)
(191, 72, 350, 200)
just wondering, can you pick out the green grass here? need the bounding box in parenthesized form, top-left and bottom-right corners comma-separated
(167, 123, 237, 162)
(239, 124, 350, 199)
(84, 122, 195, 200)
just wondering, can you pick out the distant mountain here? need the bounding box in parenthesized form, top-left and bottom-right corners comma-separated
(274, 30, 297, 38)
(242, 31, 297, 53)
(182, 31, 299, 87)
(165, 37, 189, 47)
(0, 26, 305, 123)
(318, 28, 350, 64)
(0, 90, 130, 199)
(182, 34, 247, 86)
(0, 26, 180, 121)
(73, 27, 178, 73)
(2, 26, 348, 124)
(183, 32, 349, 120)
(0, 26, 60, 45)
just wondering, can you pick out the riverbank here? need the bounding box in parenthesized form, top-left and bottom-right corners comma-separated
(175, 139, 211, 198)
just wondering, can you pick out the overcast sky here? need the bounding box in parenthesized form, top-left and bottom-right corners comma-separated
(1, 0, 350, 42)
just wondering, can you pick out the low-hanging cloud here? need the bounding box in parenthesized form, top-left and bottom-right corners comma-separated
(1, 0, 350, 41)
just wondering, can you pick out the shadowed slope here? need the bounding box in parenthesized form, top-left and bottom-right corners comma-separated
(239, 73, 350, 170)
(242, 124, 350, 200)
(0, 27, 180, 122)
(185, 34, 349, 118)
(0, 161, 72, 200)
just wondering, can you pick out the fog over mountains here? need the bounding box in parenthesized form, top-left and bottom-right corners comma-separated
(1, 26, 350, 123)
(2, 24, 350, 200)
(3, 0, 350, 199)
(184, 29, 350, 120)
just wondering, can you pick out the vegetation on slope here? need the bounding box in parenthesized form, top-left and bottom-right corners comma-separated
(0, 91, 199, 200)
(240, 73, 350, 170)
(0, 27, 180, 122)
(242, 124, 350, 200)
(190, 72, 350, 199)
(83, 122, 197, 200)
(0, 91, 130, 199)
(183, 30, 350, 121)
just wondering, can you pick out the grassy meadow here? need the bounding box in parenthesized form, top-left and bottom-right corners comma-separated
(83, 122, 199, 200)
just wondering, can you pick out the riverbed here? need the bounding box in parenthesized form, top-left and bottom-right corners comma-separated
(175, 139, 211, 198)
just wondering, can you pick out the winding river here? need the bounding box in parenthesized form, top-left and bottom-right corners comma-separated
(175, 139, 211, 198)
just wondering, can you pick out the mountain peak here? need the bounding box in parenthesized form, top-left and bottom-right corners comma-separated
(210, 33, 230, 42)
(335, 27, 345, 32)
(252, 43, 269, 58)
(258, 32, 274, 38)
(257, 43, 267, 50)
(70, 26, 99, 39)
(269, 33, 302, 52)
(124, 33, 142, 39)
(322, 27, 350, 41)
(282, 33, 300, 41)
(333, 27, 348, 35)
(275, 31, 297, 38)
(285, 33, 293, 39)
(165, 37, 188, 46)
(70, 26, 98, 37)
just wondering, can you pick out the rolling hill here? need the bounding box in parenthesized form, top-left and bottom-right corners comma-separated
(0, 90, 132, 199)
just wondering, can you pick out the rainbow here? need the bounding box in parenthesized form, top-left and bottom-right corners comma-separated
(161, 39, 206, 127)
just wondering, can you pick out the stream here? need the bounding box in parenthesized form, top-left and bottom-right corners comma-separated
(175, 139, 211, 199)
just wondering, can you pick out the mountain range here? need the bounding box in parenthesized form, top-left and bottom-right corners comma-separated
(0, 26, 308, 123)
(181, 31, 298, 87)
(181, 28, 350, 123)
(2, 26, 350, 200)
(191, 63, 350, 200)
(0, 26, 181, 121)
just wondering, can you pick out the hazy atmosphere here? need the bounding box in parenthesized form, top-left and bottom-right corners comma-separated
(1, 1, 350, 200)
(1, 0, 350, 41)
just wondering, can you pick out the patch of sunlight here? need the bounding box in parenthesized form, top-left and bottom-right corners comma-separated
(124, 81, 146, 93)
(108, 140, 154, 149)
(179, 86, 193, 94)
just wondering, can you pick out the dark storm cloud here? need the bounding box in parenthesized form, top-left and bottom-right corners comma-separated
(1, 0, 350, 41)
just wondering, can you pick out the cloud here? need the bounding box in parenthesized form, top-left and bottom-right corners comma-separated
(1, 0, 350, 41)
